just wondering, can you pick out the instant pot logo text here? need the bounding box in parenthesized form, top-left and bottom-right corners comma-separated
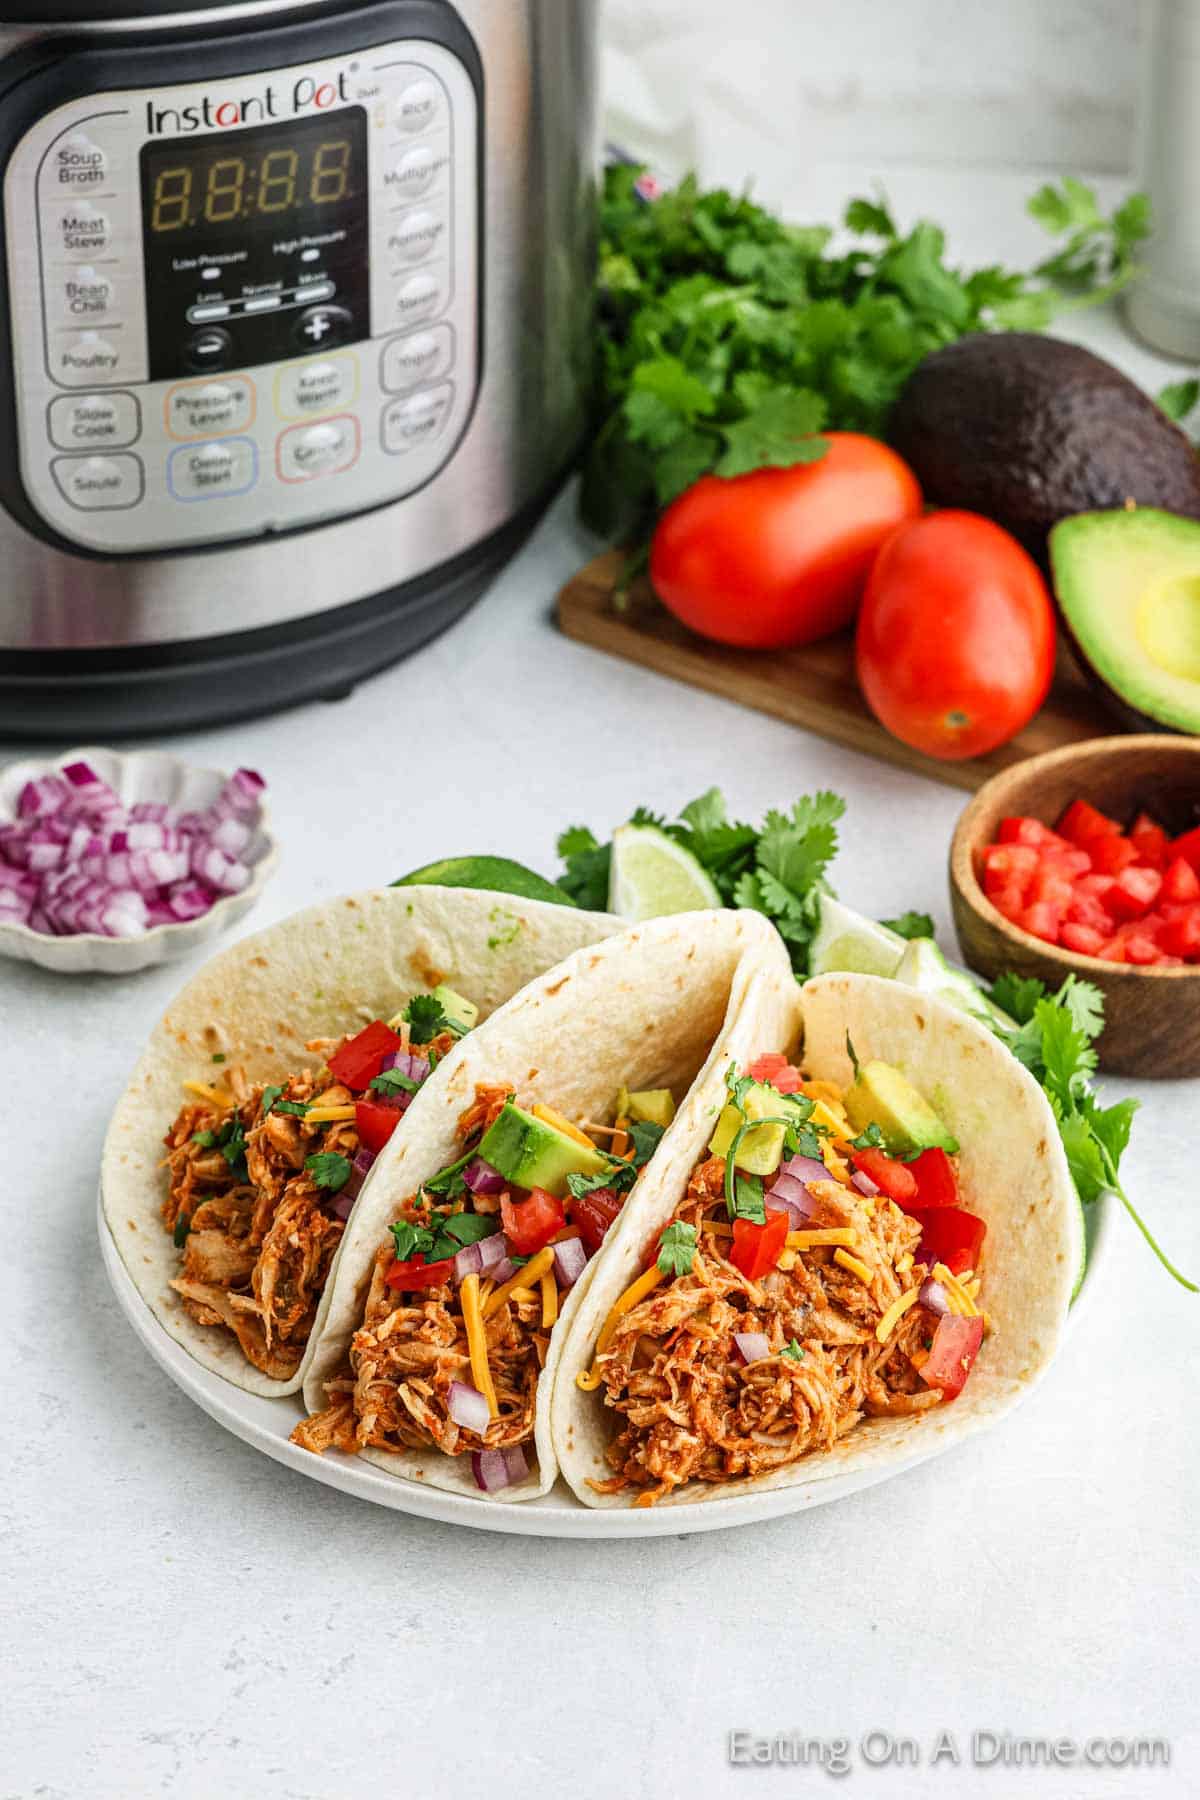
(145, 71, 351, 135)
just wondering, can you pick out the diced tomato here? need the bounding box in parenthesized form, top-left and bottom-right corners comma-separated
(1159, 905, 1200, 960)
(501, 1186, 566, 1256)
(1058, 798, 1121, 846)
(908, 1146, 959, 1209)
(1028, 862, 1074, 908)
(1129, 813, 1169, 868)
(1060, 922, 1106, 957)
(1162, 857, 1200, 904)
(1020, 900, 1062, 944)
(980, 843, 1038, 892)
(1172, 825, 1200, 873)
(997, 816, 1065, 849)
(989, 882, 1027, 924)
(852, 1146, 919, 1204)
(574, 1187, 625, 1256)
(1089, 834, 1139, 876)
(919, 1314, 984, 1400)
(1123, 933, 1164, 966)
(1075, 872, 1117, 903)
(1065, 892, 1113, 933)
(328, 1019, 402, 1092)
(1097, 935, 1126, 963)
(355, 1097, 403, 1155)
(748, 1052, 804, 1093)
(728, 1210, 790, 1280)
(385, 1253, 455, 1291)
(1107, 865, 1163, 921)
(911, 1205, 987, 1275)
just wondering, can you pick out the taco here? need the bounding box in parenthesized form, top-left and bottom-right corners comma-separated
(552, 971, 1081, 1509)
(293, 909, 796, 1500)
(100, 886, 622, 1398)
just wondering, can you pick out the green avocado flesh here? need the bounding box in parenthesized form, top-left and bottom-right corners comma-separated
(1051, 508, 1200, 734)
(844, 1060, 958, 1157)
(478, 1102, 607, 1196)
(391, 857, 572, 906)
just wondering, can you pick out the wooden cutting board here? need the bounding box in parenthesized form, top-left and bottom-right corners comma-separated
(556, 549, 1118, 793)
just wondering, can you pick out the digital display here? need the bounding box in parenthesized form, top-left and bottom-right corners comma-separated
(139, 108, 370, 380)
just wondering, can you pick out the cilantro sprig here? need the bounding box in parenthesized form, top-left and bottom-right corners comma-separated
(390, 1209, 499, 1266)
(657, 1220, 698, 1277)
(402, 993, 459, 1046)
(566, 1118, 666, 1202)
(718, 1065, 815, 1221)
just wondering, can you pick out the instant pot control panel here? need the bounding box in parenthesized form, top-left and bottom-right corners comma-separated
(0, 13, 480, 555)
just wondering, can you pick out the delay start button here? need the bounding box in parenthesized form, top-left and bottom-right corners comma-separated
(168, 437, 257, 501)
(277, 415, 361, 483)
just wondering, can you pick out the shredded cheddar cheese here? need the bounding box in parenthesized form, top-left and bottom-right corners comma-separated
(876, 1285, 921, 1343)
(459, 1273, 497, 1418)
(833, 1247, 873, 1286)
(933, 1261, 978, 1318)
(576, 1262, 667, 1392)
(301, 1104, 358, 1125)
(539, 1268, 558, 1329)
(701, 1220, 734, 1239)
(820, 1138, 851, 1182)
(809, 1098, 851, 1137)
(183, 1080, 233, 1109)
(896, 1252, 913, 1276)
(532, 1103, 596, 1150)
(787, 1227, 858, 1250)
(482, 1245, 555, 1319)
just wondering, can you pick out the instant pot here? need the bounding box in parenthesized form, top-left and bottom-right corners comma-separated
(0, 0, 599, 733)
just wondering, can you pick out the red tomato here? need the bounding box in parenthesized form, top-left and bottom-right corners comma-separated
(501, 1187, 566, 1256)
(728, 1211, 790, 1280)
(1107, 866, 1162, 921)
(355, 1098, 403, 1155)
(1058, 799, 1121, 846)
(856, 512, 1055, 760)
(328, 1020, 402, 1092)
(1160, 906, 1200, 960)
(908, 1147, 959, 1210)
(997, 816, 1066, 850)
(1089, 835, 1139, 877)
(1130, 813, 1169, 868)
(1060, 922, 1106, 957)
(1163, 858, 1200, 904)
(920, 1314, 984, 1400)
(385, 1254, 455, 1292)
(911, 1206, 986, 1275)
(748, 1052, 804, 1093)
(851, 1147, 918, 1205)
(649, 434, 923, 650)
(574, 1188, 624, 1256)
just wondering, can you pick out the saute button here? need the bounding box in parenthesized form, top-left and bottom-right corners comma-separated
(394, 80, 439, 133)
(51, 452, 143, 511)
(275, 354, 358, 420)
(393, 272, 444, 325)
(292, 304, 354, 350)
(48, 391, 140, 450)
(55, 331, 123, 385)
(48, 134, 108, 190)
(380, 324, 453, 393)
(277, 416, 360, 482)
(388, 207, 446, 265)
(381, 382, 454, 454)
(183, 326, 233, 374)
(168, 437, 257, 501)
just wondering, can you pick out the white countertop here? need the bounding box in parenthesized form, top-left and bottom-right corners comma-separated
(3, 165, 1198, 1800)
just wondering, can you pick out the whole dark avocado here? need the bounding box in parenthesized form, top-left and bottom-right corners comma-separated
(888, 334, 1200, 565)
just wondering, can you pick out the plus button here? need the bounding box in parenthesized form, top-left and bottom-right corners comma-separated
(292, 304, 353, 352)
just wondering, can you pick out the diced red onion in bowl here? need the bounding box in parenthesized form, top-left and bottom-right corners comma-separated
(463, 1156, 504, 1195)
(733, 1331, 772, 1365)
(918, 1277, 952, 1317)
(0, 760, 267, 940)
(448, 1380, 492, 1436)
(552, 1234, 588, 1290)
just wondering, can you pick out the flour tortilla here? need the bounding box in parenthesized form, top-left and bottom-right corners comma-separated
(100, 886, 624, 1399)
(552, 971, 1081, 1509)
(300, 908, 796, 1500)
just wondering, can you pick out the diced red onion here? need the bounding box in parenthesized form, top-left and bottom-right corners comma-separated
(167, 881, 216, 921)
(490, 1254, 519, 1286)
(552, 1234, 588, 1290)
(207, 814, 254, 859)
(332, 1147, 376, 1218)
(381, 1050, 431, 1084)
(851, 1169, 880, 1197)
(452, 1240, 483, 1281)
(764, 1171, 821, 1227)
(189, 841, 250, 895)
(502, 1444, 529, 1484)
(448, 1381, 492, 1435)
(129, 800, 169, 824)
(463, 1156, 504, 1195)
(471, 1448, 515, 1492)
(918, 1277, 952, 1317)
(0, 864, 38, 899)
(0, 888, 32, 924)
(733, 1331, 772, 1365)
(782, 1155, 829, 1186)
(17, 775, 69, 819)
(477, 1231, 509, 1274)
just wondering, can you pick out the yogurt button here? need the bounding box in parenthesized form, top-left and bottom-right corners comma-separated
(51, 452, 143, 510)
(380, 324, 453, 392)
(394, 80, 439, 133)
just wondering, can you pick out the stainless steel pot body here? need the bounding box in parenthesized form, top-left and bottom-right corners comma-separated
(0, 0, 600, 654)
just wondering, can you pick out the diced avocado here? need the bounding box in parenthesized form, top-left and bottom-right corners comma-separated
(478, 1101, 607, 1197)
(1051, 507, 1200, 733)
(616, 1086, 676, 1128)
(432, 983, 478, 1035)
(844, 1059, 958, 1156)
(892, 938, 1015, 1032)
(709, 1081, 787, 1176)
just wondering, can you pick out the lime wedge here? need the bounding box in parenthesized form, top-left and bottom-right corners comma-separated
(391, 856, 573, 907)
(892, 937, 1016, 1031)
(608, 823, 722, 920)
(809, 897, 906, 978)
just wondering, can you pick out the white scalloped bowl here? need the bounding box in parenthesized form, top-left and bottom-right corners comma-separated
(0, 745, 279, 975)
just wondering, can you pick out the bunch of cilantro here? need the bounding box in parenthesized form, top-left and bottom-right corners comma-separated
(583, 166, 1150, 542)
(556, 786, 843, 975)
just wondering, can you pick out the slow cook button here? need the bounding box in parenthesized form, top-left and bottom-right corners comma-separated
(46, 134, 108, 190)
(51, 452, 143, 511)
(380, 324, 453, 393)
(275, 354, 358, 420)
(381, 382, 455, 455)
(388, 207, 446, 265)
(277, 415, 361, 482)
(168, 437, 257, 501)
(394, 80, 440, 134)
(393, 271, 444, 325)
(165, 377, 255, 439)
(48, 390, 140, 450)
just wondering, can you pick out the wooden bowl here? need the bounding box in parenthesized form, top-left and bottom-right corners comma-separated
(949, 736, 1200, 1077)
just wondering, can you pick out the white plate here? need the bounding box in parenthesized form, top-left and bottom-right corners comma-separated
(98, 1185, 1110, 1538)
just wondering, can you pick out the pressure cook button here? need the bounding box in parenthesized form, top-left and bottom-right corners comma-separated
(293, 304, 353, 350)
(380, 324, 453, 393)
(388, 207, 446, 265)
(168, 437, 257, 501)
(166, 377, 254, 439)
(51, 452, 143, 511)
(54, 201, 112, 256)
(277, 416, 360, 482)
(183, 325, 234, 374)
(394, 80, 439, 133)
(381, 382, 454, 454)
(48, 391, 140, 451)
(276, 354, 358, 420)
(393, 271, 444, 325)
(49, 134, 108, 190)
(56, 331, 122, 385)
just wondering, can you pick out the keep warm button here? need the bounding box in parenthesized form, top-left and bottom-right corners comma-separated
(381, 382, 454, 454)
(277, 415, 360, 483)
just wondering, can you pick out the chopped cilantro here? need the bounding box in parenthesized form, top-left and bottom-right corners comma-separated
(845, 1033, 861, 1080)
(628, 1119, 666, 1168)
(191, 1115, 247, 1178)
(173, 1212, 191, 1248)
(849, 1122, 884, 1151)
(192, 1129, 216, 1148)
(273, 1099, 310, 1118)
(402, 993, 450, 1045)
(731, 1173, 766, 1223)
(719, 1064, 817, 1219)
(656, 1220, 698, 1277)
(567, 1166, 619, 1201)
(390, 1218, 434, 1262)
(423, 1149, 476, 1199)
(371, 1067, 419, 1097)
(442, 1212, 498, 1246)
(260, 1085, 284, 1117)
(781, 1339, 806, 1362)
(879, 911, 936, 941)
(210, 1053, 226, 1064)
(305, 1151, 352, 1193)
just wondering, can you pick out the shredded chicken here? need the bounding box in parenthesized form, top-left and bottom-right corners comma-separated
(592, 1155, 953, 1504)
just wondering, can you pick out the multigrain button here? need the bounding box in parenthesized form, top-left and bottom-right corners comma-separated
(51, 452, 143, 510)
(49, 134, 107, 189)
(54, 202, 112, 256)
(388, 208, 446, 265)
(380, 324, 453, 393)
(275, 354, 358, 420)
(393, 271, 443, 324)
(165, 377, 254, 439)
(168, 437, 257, 500)
(56, 331, 122, 385)
(277, 415, 360, 482)
(386, 143, 449, 200)
(394, 80, 439, 133)
(381, 382, 454, 454)
(48, 391, 140, 450)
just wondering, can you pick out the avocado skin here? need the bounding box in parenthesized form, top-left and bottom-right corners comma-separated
(889, 334, 1200, 567)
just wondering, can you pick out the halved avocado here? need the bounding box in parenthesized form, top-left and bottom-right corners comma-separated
(1050, 507, 1200, 734)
